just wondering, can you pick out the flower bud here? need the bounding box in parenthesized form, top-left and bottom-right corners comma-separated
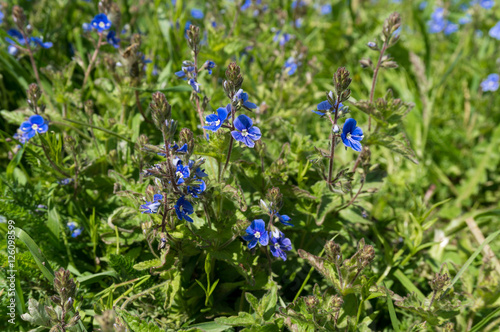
(333, 67, 352, 94)
(429, 272, 450, 292)
(186, 25, 201, 52)
(332, 124, 340, 133)
(27, 83, 42, 108)
(150, 92, 172, 130)
(383, 12, 401, 38)
(367, 41, 379, 50)
(305, 296, 319, 308)
(329, 295, 343, 311)
(12, 6, 26, 30)
(325, 240, 342, 264)
(266, 187, 283, 210)
(360, 58, 373, 69)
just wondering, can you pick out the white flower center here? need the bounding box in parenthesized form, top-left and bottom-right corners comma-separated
(215, 119, 220, 126)
(179, 205, 183, 212)
(242, 129, 249, 137)
(99, 22, 105, 29)
(254, 231, 261, 239)
(347, 133, 352, 139)
(176, 171, 183, 178)
(274, 243, 280, 250)
(32, 124, 38, 130)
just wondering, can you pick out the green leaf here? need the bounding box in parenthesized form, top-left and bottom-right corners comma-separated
(215, 312, 256, 326)
(259, 280, 278, 321)
(14, 227, 54, 283)
(384, 284, 400, 332)
(393, 269, 426, 302)
(469, 306, 500, 332)
(245, 292, 260, 313)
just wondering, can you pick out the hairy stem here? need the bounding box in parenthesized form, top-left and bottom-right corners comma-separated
(20, 29, 42, 88)
(135, 90, 154, 124)
(327, 95, 342, 185)
(83, 33, 104, 88)
(193, 46, 208, 138)
(368, 41, 388, 131)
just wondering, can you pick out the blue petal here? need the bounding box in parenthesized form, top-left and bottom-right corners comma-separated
(243, 101, 257, 109)
(253, 219, 266, 233)
(270, 245, 279, 258)
(234, 114, 253, 131)
(20, 121, 32, 132)
(183, 200, 194, 214)
(352, 126, 363, 138)
(259, 231, 269, 246)
(343, 118, 357, 134)
(217, 106, 228, 122)
(248, 239, 258, 249)
(175, 70, 186, 78)
(203, 124, 220, 132)
(243, 234, 255, 241)
(30, 115, 44, 125)
(38, 123, 49, 133)
(242, 136, 255, 148)
(177, 143, 188, 153)
(247, 126, 261, 140)
(341, 134, 353, 149)
(317, 100, 333, 111)
(231, 130, 245, 143)
(349, 139, 362, 152)
(312, 110, 325, 116)
(153, 194, 163, 201)
(206, 114, 219, 122)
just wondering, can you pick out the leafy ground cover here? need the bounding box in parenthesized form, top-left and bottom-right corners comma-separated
(1, 0, 500, 331)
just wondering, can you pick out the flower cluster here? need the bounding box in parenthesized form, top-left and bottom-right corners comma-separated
(428, 8, 458, 35)
(480, 73, 499, 92)
(67, 222, 83, 238)
(5, 29, 53, 56)
(14, 115, 49, 144)
(242, 190, 294, 261)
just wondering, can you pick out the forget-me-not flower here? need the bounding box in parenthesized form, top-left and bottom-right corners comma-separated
(203, 104, 229, 132)
(106, 31, 120, 48)
(480, 73, 499, 91)
(311, 99, 343, 116)
(242, 219, 269, 249)
(189, 160, 208, 178)
(233, 89, 257, 109)
(140, 194, 163, 214)
(189, 78, 200, 93)
(20, 115, 49, 139)
(276, 212, 293, 226)
(489, 21, 500, 39)
(187, 180, 206, 198)
(341, 118, 364, 152)
(204, 60, 216, 74)
(231, 114, 261, 148)
(241, 0, 252, 10)
(91, 13, 112, 33)
(479, 0, 495, 9)
(284, 57, 298, 75)
(174, 196, 194, 222)
(176, 162, 191, 185)
(191, 9, 204, 19)
(270, 233, 292, 261)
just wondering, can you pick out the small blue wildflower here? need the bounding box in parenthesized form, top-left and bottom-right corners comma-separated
(231, 114, 262, 148)
(480, 73, 499, 91)
(273, 30, 292, 46)
(152, 65, 159, 76)
(30, 37, 53, 49)
(320, 4, 332, 15)
(176, 162, 191, 185)
(189, 160, 208, 178)
(20, 115, 49, 139)
(174, 196, 194, 222)
(13, 133, 29, 145)
(0, 10, 4, 24)
(419, 1, 428, 10)
(188, 78, 200, 93)
(91, 13, 112, 33)
(67, 221, 78, 231)
(276, 212, 294, 226)
(428, 8, 446, 33)
(82, 23, 92, 32)
(204, 60, 216, 74)
(106, 30, 120, 48)
(140, 194, 163, 214)
(191, 9, 204, 19)
(479, 0, 495, 9)
(284, 57, 298, 75)
(489, 21, 500, 39)
(187, 180, 206, 198)
(444, 22, 459, 35)
(203, 104, 229, 132)
(71, 228, 83, 238)
(175, 65, 195, 80)
(459, 15, 472, 25)
(295, 18, 303, 28)
(270, 233, 292, 261)
(242, 219, 269, 249)
(291, 0, 306, 9)
(234, 89, 257, 109)
(5, 29, 25, 56)
(341, 118, 364, 152)
(211, 20, 217, 28)
(58, 178, 73, 185)
(241, 0, 252, 10)
(311, 99, 343, 116)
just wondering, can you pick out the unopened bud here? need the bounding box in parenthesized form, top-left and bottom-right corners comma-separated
(150, 92, 172, 130)
(367, 41, 379, 50)
(305, 296, 319, 308)
(429, 272, 450, 292)
(333, 67, 352, 94)
(27, 83, 42, 108)
(325, 240, 342, 264)
(13, 6, 26, 30)
(360, 58, 373, 69)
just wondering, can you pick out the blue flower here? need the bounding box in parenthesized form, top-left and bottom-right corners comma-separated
(106, 30, 120, 48)
(140, 194, 163, 214)
(311, 99, 343, 116)
(20, 115, 49, 139)
(444, 22, 459, 35)
(191, 9, 204, 19)
(91, 13, 112, 33)
(341, 118, 364, 152)
(188, 78, 200, 93)
(231, 114, 261, 148)
(71, 228, 83, 238)
(189, 160, 208, 178)
(67, 221, 78, 231)
(419, 2, 428, 10)
(479, 0, 495, 9)
(241, 0, 252, 10)
(188, 180, 206, 198)
(175, 65, 195, 80)
(0, 10, 4, 24)
(30, 37, 53, 49)
(291, 0, 306, 9)
(82, 23, 92, 32)
(459, 15, 472, 25)
(58, 178, 73, 185)
(203, 104, 229, 132)
(428, 8, 446, 33)
(174, 196, 194, 222)
(204, 60, 216, 74)
(13, 133, 29, 145)
(270, 233, 292, 261)
(320, 4, 332, 15)
(489, 21, 500, 39)
(273, 30, 292, 46)
(276, 212, 293, 226)
(176, 162, 191, 184)
(233, 89, 257, 109)
(284, 57, 298, 75)
(480, 73, 499, 91)
(242, 219, 269, 249)
(5, 29, 25, 56)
